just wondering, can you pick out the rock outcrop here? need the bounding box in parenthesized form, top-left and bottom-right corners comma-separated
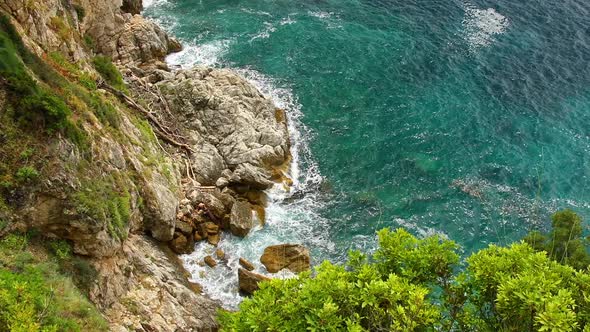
(0, 0, 294, 329)
(260, 244, 311, 273)
(238, 268, 270, 295)
(142, 67, 291, 189)
(92, 235, 219, 331)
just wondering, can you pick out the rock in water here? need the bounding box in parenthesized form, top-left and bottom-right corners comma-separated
(238, 268, 270, 295)
(229, 201, 253, 237)
(239, 257, 256, 271)
(260, 244, 311, 273)
(215, 249, 225, 260)
(204, 255, 217, 268)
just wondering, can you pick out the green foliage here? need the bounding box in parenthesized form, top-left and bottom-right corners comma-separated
(373, 228, 460, 286)
(15, 166, 39, 183)
(73, 174, 131, 240)
(92, 56, 126, 91)
(73, 4, 86, 21)
(0, 15, 87, 146)
(221, 226, 590, 331)
(83, 34, 96, 51)
(0, 234, 108, 331)
(49, 240, 72, 260)
(91, 95, 121, 128)
(454, 243, 588, 331)
(219, 261, 439, 331)
(524, 209, 590, 270)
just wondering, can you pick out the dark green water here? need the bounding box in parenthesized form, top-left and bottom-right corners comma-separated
(145, 0, 590, 306)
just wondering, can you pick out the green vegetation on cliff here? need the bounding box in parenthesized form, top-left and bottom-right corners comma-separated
(220, 210, 590, 331)
(0, 233, 107, 331)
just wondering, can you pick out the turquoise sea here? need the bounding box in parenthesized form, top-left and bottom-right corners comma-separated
(144, 0, 590, 306)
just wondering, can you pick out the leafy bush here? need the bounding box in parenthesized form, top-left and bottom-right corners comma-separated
(0, 15, 88, 150)
(15, 166, 39, 183)
(92, 56, 126, 91)
(524, 209, 590, 270)
(220, 226, 590, 331)
(73, 174, 131, 240)
(49, 240, 72, 260)
(83, 34, 96, 51)
(73, 4, 86, 21)
(0, 234, 108, 331)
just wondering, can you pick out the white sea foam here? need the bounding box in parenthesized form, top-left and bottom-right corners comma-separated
(308, 11, 334, 20)
(240, 8, 273, 17)
(462, 3, 509, 50)
(166, 40, 231, 68)
(143, 0, 168, 9)
(249, 22, 277, 42)
(280, 16, 297, 26)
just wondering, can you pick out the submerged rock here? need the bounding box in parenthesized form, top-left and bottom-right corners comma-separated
(260, 244, 311, 273)
(238, 268, 270, 295)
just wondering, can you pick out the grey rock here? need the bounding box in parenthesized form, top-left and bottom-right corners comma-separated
(230, 163, 274, 190)
(215, 177, 229, 188)
(175, 221, 193, 236)
(186, 188, 226, 219)
(190, 142, 227, 185)
(229, 201, 253, 238)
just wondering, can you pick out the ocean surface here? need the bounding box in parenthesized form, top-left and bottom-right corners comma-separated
(144, 0, 590, 308)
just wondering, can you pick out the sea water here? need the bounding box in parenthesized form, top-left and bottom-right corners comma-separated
(144, 0, 590, 308)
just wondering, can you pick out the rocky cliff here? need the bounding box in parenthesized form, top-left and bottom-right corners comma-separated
(0, 0, 291, 330)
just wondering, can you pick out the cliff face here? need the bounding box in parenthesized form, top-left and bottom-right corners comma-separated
(0, 0, 290, 330)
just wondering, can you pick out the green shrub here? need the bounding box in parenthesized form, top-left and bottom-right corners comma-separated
(0, 15, 87, 147)
(19, 147, 34, 160)
(92, 56, 126, 91)
(524, 209, 590, 270)
(83, 34, 96, 51)
(78, 72, 97, 90)
(49, 240, 72, 260)
(73, 4, 86, 21)
(73, 174, 131, 240)
(15, 166, 39, 183)
(0, 233, 108, 331)
(221, 227, 590, 331)
(90, 94, 120, 128)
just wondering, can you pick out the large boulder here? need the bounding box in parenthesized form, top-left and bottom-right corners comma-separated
(229, 201, 253, 237)
(229, 163, 274, 190)
(260, 244, 311, 273)
(238, 268, 270, 295)
(115, 15, 182, 65)
(186, 188, 227, 219)
(155, 67, 290, 190)
(190, 142, 227, 186)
